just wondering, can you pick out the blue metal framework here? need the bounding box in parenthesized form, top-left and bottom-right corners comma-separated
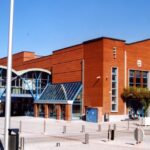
(0, 68, 17, 101)
(37, 82, 82, 104)
(0, 67, 51, 101)
(20, 71, 51, 100)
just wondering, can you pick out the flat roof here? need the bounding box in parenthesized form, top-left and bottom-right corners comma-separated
(83, 36, 126, 44)
(127, 38, 150, 45)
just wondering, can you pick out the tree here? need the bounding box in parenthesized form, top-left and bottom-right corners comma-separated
(121, 87, 150, 117)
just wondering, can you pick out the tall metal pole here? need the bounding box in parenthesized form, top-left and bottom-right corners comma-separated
(82, 59, 85, 115)
(4, 0, 14, 149)
(124, 50, 127, 115)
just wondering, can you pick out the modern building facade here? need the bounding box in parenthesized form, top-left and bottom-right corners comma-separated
(0, 37, 150, 121)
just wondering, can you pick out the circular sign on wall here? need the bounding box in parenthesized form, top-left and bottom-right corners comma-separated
(137, 60, 142, 67)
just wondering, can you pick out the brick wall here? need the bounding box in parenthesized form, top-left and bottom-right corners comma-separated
(83, 40, 103, 108)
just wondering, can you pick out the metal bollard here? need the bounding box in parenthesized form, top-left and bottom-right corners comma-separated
(113, 124, 116, 131)
(127, 118, 130, 130)
(19, 121, 22, 134)
(111, 130, 115, 140)
(20, 137, 24, 150)
(97, 124, 101, 132)
(43, 120, 46, 133)
(81, 125, 85, 133)
(56, 142, 60, 147)
(62, 125, 66, 134)
(108, 124, 111, 130)
(84, 133, 89, 144)
(108, 129, 111, 141)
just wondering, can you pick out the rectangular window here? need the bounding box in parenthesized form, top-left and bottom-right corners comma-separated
(111, 67, 118, 112)
(129, 70, 148, 88)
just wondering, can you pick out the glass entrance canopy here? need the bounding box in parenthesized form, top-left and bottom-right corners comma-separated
(36, 82, 82, 104)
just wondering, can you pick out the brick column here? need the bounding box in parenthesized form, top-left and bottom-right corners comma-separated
(44, 104, 49, 118)
(56, 104, 61, 120)
(65, 104, 72, 121)
(49, 105, 52, 117)
(97, 107, 103, 122)
(34, 104, 39, 117)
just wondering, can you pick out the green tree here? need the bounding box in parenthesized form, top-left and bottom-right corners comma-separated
(122, 87, 150, 117)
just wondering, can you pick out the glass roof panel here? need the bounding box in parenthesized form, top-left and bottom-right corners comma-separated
(38, 82, 82, 104)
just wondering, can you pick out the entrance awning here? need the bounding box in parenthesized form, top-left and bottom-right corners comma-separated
(35, 82, 82, 104)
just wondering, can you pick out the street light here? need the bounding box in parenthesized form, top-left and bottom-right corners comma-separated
(4, 0, 14, 149)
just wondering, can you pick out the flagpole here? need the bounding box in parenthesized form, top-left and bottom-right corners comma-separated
(4, 0, 14, 149)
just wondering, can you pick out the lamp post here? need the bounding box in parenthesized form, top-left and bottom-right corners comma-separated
(4, 0, 14, 149)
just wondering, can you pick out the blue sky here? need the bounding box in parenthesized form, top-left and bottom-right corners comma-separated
(0, 0, 150, 58)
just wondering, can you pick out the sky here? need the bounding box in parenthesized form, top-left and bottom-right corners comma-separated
(0, 0, 150, 58)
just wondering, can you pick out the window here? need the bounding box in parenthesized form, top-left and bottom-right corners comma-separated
(113, 47, 117, 59)
(129, 70, 148, 88)
(111, 67, 118, 112)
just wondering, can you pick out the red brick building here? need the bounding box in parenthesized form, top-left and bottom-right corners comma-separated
(0, 37, 150, 122)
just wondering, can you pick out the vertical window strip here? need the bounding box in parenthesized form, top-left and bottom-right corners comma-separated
(111, 67, 118, 112)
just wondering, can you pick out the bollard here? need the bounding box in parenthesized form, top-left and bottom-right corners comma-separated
(108, 129, 115, 141)
(97, 124, 101, 132)
(43, 120, 46, 134)
(84, 133, 89, 144)
(56, 142, 60, 147)
(20, 137, 24, 150)
(81, 125, 85, 133)
(127, 118, 130, 130)
(113, 124, 116, 131)
(108, 124, 111, 130)
(62, 125, 66, 134)
(111, 130, 115, 140)
(134, 127, 144, 144)
(19, 121, 22, 134)
(108, 129, 111, 141)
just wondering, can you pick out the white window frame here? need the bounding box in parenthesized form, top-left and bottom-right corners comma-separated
(128, 69, 149, 88)
(111, 67, 118, 112)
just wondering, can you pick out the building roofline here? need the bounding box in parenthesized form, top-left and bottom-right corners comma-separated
(126, 38, 150, 45)
(0, 51, 36, 59)
(83, 36, 126, 44)
(53, 36, 125, 53)
(13, 51, 36, 55)
(53, 43, 82, 53)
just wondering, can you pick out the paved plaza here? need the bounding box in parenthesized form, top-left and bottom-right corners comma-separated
(0, 116, 150, 150)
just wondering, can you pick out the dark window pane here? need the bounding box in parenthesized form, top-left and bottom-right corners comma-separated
(112, 104, 116, 111)
(112, 97, 116, 103)
(112, 89, 116, 95)
(136, 71, 141, 78)
(136, 83, 141, 87)
(136, 78, 141, 83)
(129, 77, 134, 83)
(112, 82, 116, 88)
(130, 70, 135, 77)
(129, 83, 134, 87)
(143, 72, 148, 78)
(143, 78, 147, 84)
(112, 75, 116, 81)
(112, 68, 117, 74)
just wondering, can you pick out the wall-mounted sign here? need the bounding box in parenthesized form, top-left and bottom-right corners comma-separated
(22, 79, 36, 90)
(137, 60, 142, 67)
